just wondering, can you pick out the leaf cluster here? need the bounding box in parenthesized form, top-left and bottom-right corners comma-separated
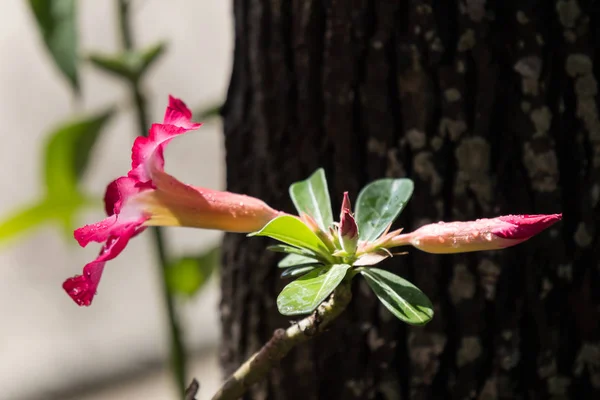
(252, 169, 433, 326)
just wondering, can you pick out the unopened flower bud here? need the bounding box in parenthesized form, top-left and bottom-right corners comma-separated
(340, 191, 352, 218)
(390, 214, 562, 254)
(338, 209, 359, 254)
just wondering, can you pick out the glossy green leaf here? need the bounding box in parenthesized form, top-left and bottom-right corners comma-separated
(355, 178, 414, 243)
(44, 109, 114, 198)
(278, 253, 320, 268)
(277, 264, 351, 315)
(250, 215, 330, 258)
(166, 247, 220, 297)
(29, 0, 79, 92)
(289, 168, 334, 232)
(280, 265, 318, 279)
(88, 42, 166, 82)
(360, 268, 433, 325)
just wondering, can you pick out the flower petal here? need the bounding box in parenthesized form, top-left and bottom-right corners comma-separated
(164, 95, 202, 129)
(494, 214, 562, 239)
(64, 224, 139, 306)
(129, 97, 202, 183)
(104, 176, 140, 215)
(76, 177, 148, 247)
(129, 124, 190, 183)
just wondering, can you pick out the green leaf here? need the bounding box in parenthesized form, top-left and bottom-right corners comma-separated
(360, 268, 433, 326)
(267, 244, 316, 258)
(0, 195, 89, 244)
(280, 265, 318, 279)
(355, 178, 414, 243)
(44, 109, 114, 198)
(89, 42, 166, 82)
(166, 247, 220, 297)
(250, 215, 331, 258)
(29, 0, 79, 92)
(277, 264, 351, 315)
(278, 253, 320, 268)
(289, 168, 334, 232)
(0, 202, 54, 243)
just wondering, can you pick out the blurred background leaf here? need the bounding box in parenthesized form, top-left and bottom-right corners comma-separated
(0, 110, 112, 244)
(166, 246, 220, 297)
(89, 42, 166, 82)
(44, 109, 114, 198)
(28, 0, 79, 93)
(0, 195, 93, 244)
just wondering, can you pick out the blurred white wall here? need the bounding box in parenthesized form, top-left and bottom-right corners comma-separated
(0, 1, 232, 399)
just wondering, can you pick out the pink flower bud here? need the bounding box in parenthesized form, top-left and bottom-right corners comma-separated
(340, 191, 352, 217)
(338, 209, 359, 254)
(391, 214, 562, 254)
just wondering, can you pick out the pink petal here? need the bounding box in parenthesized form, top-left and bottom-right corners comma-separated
(77, 179, 149, 247)
(129, 96, 201, 183)
(164, 95, 203, 129)
(494, 214, 562, 239)
(64, 224, 139, 306)
(104, 176, 139, 215)
(129, 124, 187, 183)
(74, 215, 147, 247)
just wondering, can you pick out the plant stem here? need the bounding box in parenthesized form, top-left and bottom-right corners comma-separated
(210, 282, 353, 400)
(117, 0, 187, 397)
(117, 0, 133, 49)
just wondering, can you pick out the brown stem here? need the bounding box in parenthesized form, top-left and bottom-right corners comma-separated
(210, 281, 353, 400)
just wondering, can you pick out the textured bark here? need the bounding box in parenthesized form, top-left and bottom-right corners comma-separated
(220, 1, 600, 399)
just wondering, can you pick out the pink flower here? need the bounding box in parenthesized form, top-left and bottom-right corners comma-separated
(387, 214, 562, 254)
(63, 96, 281, 306)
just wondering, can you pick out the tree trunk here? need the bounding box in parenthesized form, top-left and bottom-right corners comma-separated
(220, 1, 600, 399)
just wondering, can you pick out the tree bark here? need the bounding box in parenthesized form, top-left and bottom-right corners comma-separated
(220, 1, 600, 399)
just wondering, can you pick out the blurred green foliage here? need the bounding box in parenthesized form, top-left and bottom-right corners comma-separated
(167, 247, 220, 297)
(88, 42, 167, 83)
(29, 0, 79, 93)
(44, 110, 114, 198)
(0, 111, 113, 243)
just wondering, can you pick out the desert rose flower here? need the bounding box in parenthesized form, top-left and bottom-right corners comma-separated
(386, 214, 562, 254)
(63, 96, 281, 306)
